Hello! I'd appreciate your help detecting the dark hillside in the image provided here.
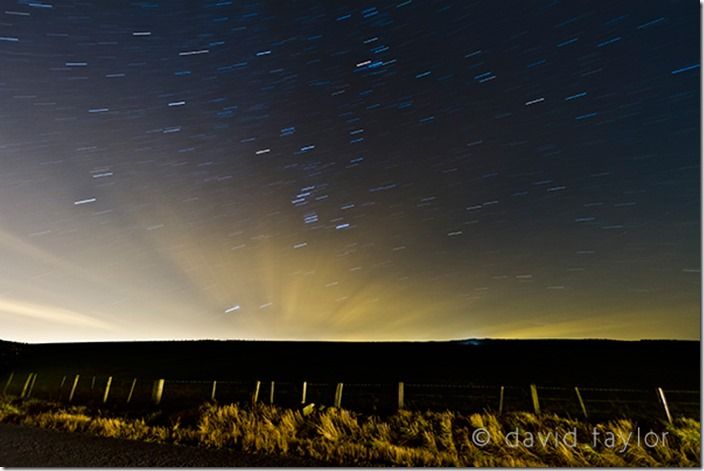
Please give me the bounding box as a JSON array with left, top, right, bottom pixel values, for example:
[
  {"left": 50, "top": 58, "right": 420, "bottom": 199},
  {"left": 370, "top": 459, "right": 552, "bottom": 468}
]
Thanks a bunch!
[
  {"left": 0, "top": 340, "right": 25, "bottom": 374},
  {"left": 5, "top": 339, "right": 699, "bottom": 389}
]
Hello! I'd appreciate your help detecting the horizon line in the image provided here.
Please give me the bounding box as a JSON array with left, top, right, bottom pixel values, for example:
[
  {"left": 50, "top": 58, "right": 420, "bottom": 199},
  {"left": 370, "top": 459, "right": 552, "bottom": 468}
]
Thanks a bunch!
[{"left": 0, "top": 336, "right": 699, "bottom": 345}]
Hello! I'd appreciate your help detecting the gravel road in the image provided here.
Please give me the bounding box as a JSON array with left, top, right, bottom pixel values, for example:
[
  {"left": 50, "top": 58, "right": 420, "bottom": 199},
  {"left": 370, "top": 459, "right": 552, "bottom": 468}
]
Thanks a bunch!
[{"left": 0, "top": 423, "right": 331, "bottom": 467}]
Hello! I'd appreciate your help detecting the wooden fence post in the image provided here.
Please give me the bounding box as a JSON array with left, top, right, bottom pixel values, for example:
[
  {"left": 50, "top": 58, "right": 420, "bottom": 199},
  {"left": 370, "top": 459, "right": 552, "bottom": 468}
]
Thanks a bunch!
[
  {"left": 574, "top": 387, "right": 588, "bottom": 419},
  {"left": 530, "top": 384, "right": 541, "bottom": 415},
  {"left": 657, "top": 387, "right": 672, "bottom": 423},
  {"left": 397, "top": 382, "right": 405, "bottom": 410},
  {"left": 210, "top": 381, "right": 217, "bottom": 401},
  {"left": 58, "top": 375, "right": 67, "bottom": 400},
  {"left": 334, "top": 383, "right": 344, "bottom": 408},
  {"left": 102, "top": 376, "right": 112, "bottom": 403},
  {"left": 252, "top": 380, "right": 261, "bottom": 405},
  {"left": 68, "top": 374, "right": 80, "bottom": 403},
  {"left": 498, "top": 386, "right": 505, "bottom": 415},
  {"left": 26, "top": 373, "right": 38, "bottom": 398},
  {"left": 20, "top": 373, "right": 33, "bottom": 399},
  {"left": 2, "top": 372, "right": 14, "bottom": 396},
  {"left": 269, "top": 381, "right": 275, "bottom": 404},
  {"left": 152, "top": 379, "right": 165, "bottom": 405},
  {"left": 301, "top": 381, "right": 307, "bottom": 404},
  {"left": 126, "top": 378, "right": 137, "bottom": 403}
]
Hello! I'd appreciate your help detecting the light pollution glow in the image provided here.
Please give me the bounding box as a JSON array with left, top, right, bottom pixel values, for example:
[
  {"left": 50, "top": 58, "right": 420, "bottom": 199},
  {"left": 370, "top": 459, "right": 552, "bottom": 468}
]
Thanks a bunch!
[{"left": 0, "top": 196, "right": 698, "bottom": 343}]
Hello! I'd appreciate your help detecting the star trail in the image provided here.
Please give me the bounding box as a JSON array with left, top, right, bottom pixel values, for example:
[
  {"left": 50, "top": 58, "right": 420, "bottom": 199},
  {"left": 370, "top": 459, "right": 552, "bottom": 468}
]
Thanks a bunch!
[{"left": 0, "top": 0, "right": 699, "bottom": 342}]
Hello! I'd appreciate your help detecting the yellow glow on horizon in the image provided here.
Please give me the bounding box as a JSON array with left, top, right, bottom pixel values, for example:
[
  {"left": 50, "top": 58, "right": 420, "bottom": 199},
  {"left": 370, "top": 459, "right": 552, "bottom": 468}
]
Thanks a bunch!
[{"left": 0, "top": 188, "right": 698, "bottom": 344}]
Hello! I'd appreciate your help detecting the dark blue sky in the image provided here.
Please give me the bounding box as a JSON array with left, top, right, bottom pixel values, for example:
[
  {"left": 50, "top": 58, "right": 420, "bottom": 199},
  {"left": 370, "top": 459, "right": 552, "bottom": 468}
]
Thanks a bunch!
[{"left": 0, "top": 0, "right": 699, "bottom": 342}]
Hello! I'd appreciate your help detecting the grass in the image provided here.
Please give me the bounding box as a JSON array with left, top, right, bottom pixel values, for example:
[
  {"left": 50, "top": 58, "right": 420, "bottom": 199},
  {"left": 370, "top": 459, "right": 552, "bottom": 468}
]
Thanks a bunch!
[{"left": 0, "top": 397, "right": 699, "bottom": 467}]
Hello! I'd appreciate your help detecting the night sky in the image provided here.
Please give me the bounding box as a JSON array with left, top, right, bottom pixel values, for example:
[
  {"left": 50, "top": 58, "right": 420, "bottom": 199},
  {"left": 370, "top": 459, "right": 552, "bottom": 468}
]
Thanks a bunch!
[{"left": 0, "top": 0, "right": 699, "bottom": 343}]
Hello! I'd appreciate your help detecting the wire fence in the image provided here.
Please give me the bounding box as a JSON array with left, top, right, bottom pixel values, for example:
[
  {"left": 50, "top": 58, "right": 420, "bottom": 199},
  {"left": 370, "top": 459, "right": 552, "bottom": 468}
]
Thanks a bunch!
[{"left": 1, "top": 370, "right": 699, "bottom": 421}]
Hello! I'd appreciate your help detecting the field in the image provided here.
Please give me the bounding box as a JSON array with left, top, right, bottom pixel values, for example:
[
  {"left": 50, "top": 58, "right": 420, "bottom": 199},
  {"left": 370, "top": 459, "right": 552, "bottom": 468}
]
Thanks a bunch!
[
  {"left": 0, "top": 338, "right": 699, "bottom": 466},
  {"left": 2, "top": 339, "right": 698, "bottom": 387},
  {"left": 0, "top": 397, "right": 700, "bottom": 467},
  {"left": 0, "top": 338, "right": 699, "bottom": 420}
]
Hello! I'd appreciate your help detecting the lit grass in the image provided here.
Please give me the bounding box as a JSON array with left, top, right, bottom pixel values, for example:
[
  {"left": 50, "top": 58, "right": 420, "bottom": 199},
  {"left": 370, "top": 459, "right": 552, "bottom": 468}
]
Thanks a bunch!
[{"left": 0, "top": 398, "right": 699, "bottom": 467}]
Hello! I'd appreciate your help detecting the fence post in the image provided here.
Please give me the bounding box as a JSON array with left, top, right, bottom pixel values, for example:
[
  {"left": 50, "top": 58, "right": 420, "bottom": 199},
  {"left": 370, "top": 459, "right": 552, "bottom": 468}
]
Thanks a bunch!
[
  {"left": 210, "top": 381, "right": 217, "bottom": 401},
  {"left": 102, "top": 377, "right": 112, "bottom": 403},
  {"left": 2, "top": 372, "right": 14, "bottom": 396},
  {"left": 20, "top": 373, "right": 33, "bottom": 399},
  {"left": 58, "top": 375, "right": 67, "bottom": 400},
  {"left": 530, "top": 384, "right": 541, "bottom": 414},
  {"left": 301, "top": 381, "right": 307, "bottom": 404},
  {"left": 252, "top": 380, "right": 261, "bottom": 405},
  {"left": 498, "top": 386, "right": 505, "bottom": 415},
  {"left": 269, "top": 381, "right": 275, "bottom": 404},
  {"left": 656, "top": 387, "right": 673, "bottom": 423},
  {"left": 90, "top": 376, "right": 96, "bottom": 391},
  {"left": 126, "top": 378, "right": 137, "bottom": 403},
  {"left": 26, "top": 373, "right": 38, "bottom": 398},
  {"left": 152, "top": 379, "right": 165, "bottom": 405},
  {"left": 334, "top": 383, "right": 344, "bottom": 408},
  {"left": 574, "top": 387, "right": 588, "bottom": 419},
  {"left": 68, "top": 374, "right": 80, "bottom": 403},
  {"left": 397, "top": 382, "right": 405, "bottom": 410}
]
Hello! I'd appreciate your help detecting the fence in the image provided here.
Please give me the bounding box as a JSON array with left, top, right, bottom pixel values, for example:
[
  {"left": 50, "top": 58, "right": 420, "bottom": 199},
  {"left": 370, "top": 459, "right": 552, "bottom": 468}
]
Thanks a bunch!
[{"left": 1, "top": 371, "right": 698, "bottom": 421}]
